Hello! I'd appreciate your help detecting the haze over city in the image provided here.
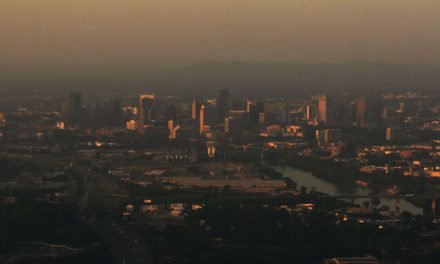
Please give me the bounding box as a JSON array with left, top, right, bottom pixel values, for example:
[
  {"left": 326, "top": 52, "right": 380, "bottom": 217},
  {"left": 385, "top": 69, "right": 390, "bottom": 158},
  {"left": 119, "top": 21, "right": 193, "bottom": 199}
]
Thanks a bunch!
[
  {"left": 2, "top": 1, "right": 440, "bottom": 95},
  {"left": 1, "top": 1, "right": 440, "bottom": 264}
]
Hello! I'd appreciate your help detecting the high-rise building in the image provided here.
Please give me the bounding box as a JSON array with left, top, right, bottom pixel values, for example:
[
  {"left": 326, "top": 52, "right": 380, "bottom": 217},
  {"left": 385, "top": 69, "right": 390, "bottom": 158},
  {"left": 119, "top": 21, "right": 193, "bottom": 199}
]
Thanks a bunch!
[
  {"left": 199, "top": 105, "right": 206, "bottom": 134},
  {"left": 318, "top": 95, "right": 332, "bottom": 125},
  {"left": 246, "top": 99, "right": 254, "bottom": 113},
  {"left": 192, "top": 98, "right": 201, "bottom": 121},
  {"left": 110, "top": 99, "right": 122, "bottom": 120},
  {"left": 356, "top": 96, "right": 367, "bottom": 127},
  {"left": 198, "top": 99, "right": 218, "bottom": 135},
  {"left": 168, "top": 120, "right": 180, "bottom": 139},
  {"left": 98, "top": 98, "right": 122, "bottom": 126},
  {"left": 218, "top": 89, "right": 230, "bottom": 121},
  {"left": 356, "top": 96, "right": 382, "bottom": 128},
  {"left": 139, "top": 94, "right": 155, "bottom": 128},
  {"left": 252, "top": 102, "right": 265, "bottom": 125},
  {"left": 67, "top": 92, "right": 83, "bottom": 125},
  {"left": 346, "top": 102, "right": 357, "bottom": 126},
  {"left": 246, "top": 100, "right": 263, "bottom": 125},
  {"left": 204, "top": 100, "right": 218, "bottom": 127},
  {"left": 305, "top": 104, "right": 312, "bottom": 120},
  {"left": 264, "top": 101, "right": 285, "bottom": 124},
  {"left": 69, "top": 92, "right": 82, "bottom": 111}
]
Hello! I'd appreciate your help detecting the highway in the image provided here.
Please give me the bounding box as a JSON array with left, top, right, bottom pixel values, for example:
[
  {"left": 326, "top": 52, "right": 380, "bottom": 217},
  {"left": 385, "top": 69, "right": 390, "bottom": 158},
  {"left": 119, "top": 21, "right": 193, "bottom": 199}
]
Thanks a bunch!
[
  {"left": 75, "top": 163, "right": 153, "bottom": 264},
  {"left": 0, "top": 152, "right": 153, "bottom": 264}
]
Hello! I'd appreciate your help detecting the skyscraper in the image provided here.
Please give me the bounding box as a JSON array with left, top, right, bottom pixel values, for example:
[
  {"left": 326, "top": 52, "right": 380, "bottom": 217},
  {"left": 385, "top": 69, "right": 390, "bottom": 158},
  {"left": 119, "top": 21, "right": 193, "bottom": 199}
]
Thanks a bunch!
[
  {"left": 139, "top": 94, "right": 155, "bottom": 128},
  {"left": 192, "top": 98, "right": 201, "bottom": 121},
  {"left": 356, "top": 96, "right": 367, "bottom": 127},
  {"left": 305, "top": 104, "right": 312, "bottom": 120},
  {"left": 218, "top": 89, "right": 230, "bottom": 122},
  {"left": 318, "top": 95, "right": 333, "bottom": 125},
  {"left": 356, "top": 96, "right": 382, "bottom": 128},
  {"left": 101, "top": 98, "right": 122, "bottom": 126},
  {"left": 199, "top": 105, "right": 205, "bottom": 134},
  {"left": 68, "top": 92, "right": 82, "bottom": 125},
  {"left": 246, "top": 99, "right": 254, "bottom": 113},
  {"left": 204, "top": 101, "right": 218, "bottom": 127}
]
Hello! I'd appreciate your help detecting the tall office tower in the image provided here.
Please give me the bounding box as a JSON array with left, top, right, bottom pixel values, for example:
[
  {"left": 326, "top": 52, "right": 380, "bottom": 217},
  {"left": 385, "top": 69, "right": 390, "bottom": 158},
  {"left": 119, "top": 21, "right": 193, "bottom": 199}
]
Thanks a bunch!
[
  {"left": 111, "top": 99, "right": 122, "bottom": 118},
  {"left": 246, "top": 99, "right": 254, "bottom": 113},
  {"left": 333, "top": 100, "right": 347, "bottom": 126},
  {"left": 192, "top": 98, "right": 201, "bottom": 121},
  {"left": 101, "top": 99, "right": 122, "bottom": 126},
  {"left": 318, "top": 95, "right": 333, "bottom": 125},
  {"left": 168, "top": 120, "right": 180, "bottom": 140},
  {"left": 369, "top": 98, "right": 383, "bottom": 127},
  {"left": 346, "top": 101, "right": 357, "bottom": 126},
  {"left": 356, "top": 96, "right": 367, "bottom": 127},
  {"left": 204, "top": 104, "right": 218, "bottom": 127},
  {"left": 356, "top": 96, "right": 382, "bottom": 128},
  {"left": 305, "top": 104, "right": 312, "bottom": 120},
  {"left": 264, "top": 101, "right": 284, "bottom": 124},
  {"left": 218, "top": 89, "right": 230, "bottom": 121},
  {"left": 199, "top": 105, "right": 205, "bottom": 134},
  {"left": 68, "top": 92, "right": 82, "bottom": 125},
  {"left": 61, "top": 102, "right": 69, "bottom": 122},
  {"left": 139, "top": 94, "right": 155, "bottom": 128},
  {"left": 197, "top": 100, "right": 217, "bottom": 136},
  {"left": 191, "top": 98, "right": 201, "bottom": 137},
  {"left": 255, "top": 102, "right": 265, "bottom": 125}
]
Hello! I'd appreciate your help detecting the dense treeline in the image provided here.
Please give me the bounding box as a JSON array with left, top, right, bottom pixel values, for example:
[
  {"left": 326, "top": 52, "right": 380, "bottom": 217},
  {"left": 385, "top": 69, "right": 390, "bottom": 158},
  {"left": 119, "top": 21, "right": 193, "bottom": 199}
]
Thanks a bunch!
[
  {"left": 0, "top": 201, "right": 109, "bottom": 263},
  {"left": 143, "top": 201, "right": 440, "bottom": 263}
]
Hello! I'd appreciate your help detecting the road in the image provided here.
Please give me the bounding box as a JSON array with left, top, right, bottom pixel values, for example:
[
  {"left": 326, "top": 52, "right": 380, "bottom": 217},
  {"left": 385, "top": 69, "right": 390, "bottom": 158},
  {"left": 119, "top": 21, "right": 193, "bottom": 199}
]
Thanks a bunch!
[
  {"left": 75, "top": 163, "right": 153, "bottom": 264},
  {"left": 0, "top": 152, "right": 153, "bottom": 264}
]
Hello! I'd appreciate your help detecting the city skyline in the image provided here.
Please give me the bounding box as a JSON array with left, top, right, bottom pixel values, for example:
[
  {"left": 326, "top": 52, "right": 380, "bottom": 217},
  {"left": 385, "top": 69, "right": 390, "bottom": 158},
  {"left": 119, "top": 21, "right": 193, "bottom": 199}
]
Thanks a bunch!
[{"left": 1, "top": 1, "right": 440, "bottom": 263}]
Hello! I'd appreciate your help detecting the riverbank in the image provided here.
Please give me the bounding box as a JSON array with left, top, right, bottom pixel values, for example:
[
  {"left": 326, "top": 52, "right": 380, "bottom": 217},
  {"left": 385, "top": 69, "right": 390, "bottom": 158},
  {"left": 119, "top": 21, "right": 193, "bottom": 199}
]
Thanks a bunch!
[
  {"left": 272, "top": 165, "right": 424, "bottom": 215},
  {"left": 277, "top": 153, "right": 360, "bottom": 185}
]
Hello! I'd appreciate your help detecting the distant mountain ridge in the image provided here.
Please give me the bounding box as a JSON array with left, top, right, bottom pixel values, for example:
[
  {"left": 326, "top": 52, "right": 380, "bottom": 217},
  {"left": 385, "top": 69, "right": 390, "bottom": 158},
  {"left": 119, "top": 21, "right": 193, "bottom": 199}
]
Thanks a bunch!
[{"left": 1, "top": 62, "right": 439, "bottom": 97}]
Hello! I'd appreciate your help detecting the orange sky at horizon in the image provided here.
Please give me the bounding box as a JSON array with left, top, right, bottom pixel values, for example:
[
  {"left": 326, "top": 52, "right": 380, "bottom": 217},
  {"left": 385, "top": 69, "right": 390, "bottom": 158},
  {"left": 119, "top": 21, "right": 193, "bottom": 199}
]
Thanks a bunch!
[{"left": 1, "top": 0, "right": 440, "bottom": 68}]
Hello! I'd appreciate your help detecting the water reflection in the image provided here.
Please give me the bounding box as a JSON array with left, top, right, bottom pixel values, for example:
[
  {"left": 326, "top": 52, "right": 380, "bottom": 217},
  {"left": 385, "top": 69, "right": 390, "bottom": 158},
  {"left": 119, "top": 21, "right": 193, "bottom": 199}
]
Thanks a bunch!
[{"left": 275, "top": 166, "right": 423, "bottom": 215}]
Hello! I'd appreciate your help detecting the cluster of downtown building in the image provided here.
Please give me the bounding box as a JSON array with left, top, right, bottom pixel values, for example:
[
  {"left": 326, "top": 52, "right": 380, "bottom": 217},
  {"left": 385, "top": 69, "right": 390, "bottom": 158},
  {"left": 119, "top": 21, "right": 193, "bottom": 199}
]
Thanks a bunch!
[
  {"left": 58, "top": 89, "right": 439, "bottom": 177},
  {"left": 1, "top": 89, "right": 439, "bottom": 181}
]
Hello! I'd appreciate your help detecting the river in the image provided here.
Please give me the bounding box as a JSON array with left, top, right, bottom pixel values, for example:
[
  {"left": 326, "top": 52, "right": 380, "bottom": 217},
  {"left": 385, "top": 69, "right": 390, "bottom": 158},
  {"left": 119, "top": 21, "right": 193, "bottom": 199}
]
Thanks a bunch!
[{"left": 274, "top": 166, "right": 423, "bottom": 215}]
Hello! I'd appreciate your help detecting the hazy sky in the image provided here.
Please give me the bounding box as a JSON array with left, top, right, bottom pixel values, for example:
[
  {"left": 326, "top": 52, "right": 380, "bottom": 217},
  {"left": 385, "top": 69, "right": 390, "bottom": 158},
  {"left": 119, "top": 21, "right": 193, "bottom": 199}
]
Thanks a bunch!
[{"left": 2, "top": 0, "right": 440, "bottom": 69}]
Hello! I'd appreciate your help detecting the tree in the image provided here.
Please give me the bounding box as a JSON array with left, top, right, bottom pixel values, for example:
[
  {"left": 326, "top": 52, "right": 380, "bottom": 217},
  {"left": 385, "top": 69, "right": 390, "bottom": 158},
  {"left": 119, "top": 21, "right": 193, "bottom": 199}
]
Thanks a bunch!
[
  {"left": 300, "top": 186, "right": 307, "bottom": 196},
  {"left": 400, "top": 211, "right": 412, "bottom": 224},
  {"left": 371, "top": 197, "right": 381, "bottom": 208},
  {"left": 363, "top": 201, "right": 370, "bottom": 209}
]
